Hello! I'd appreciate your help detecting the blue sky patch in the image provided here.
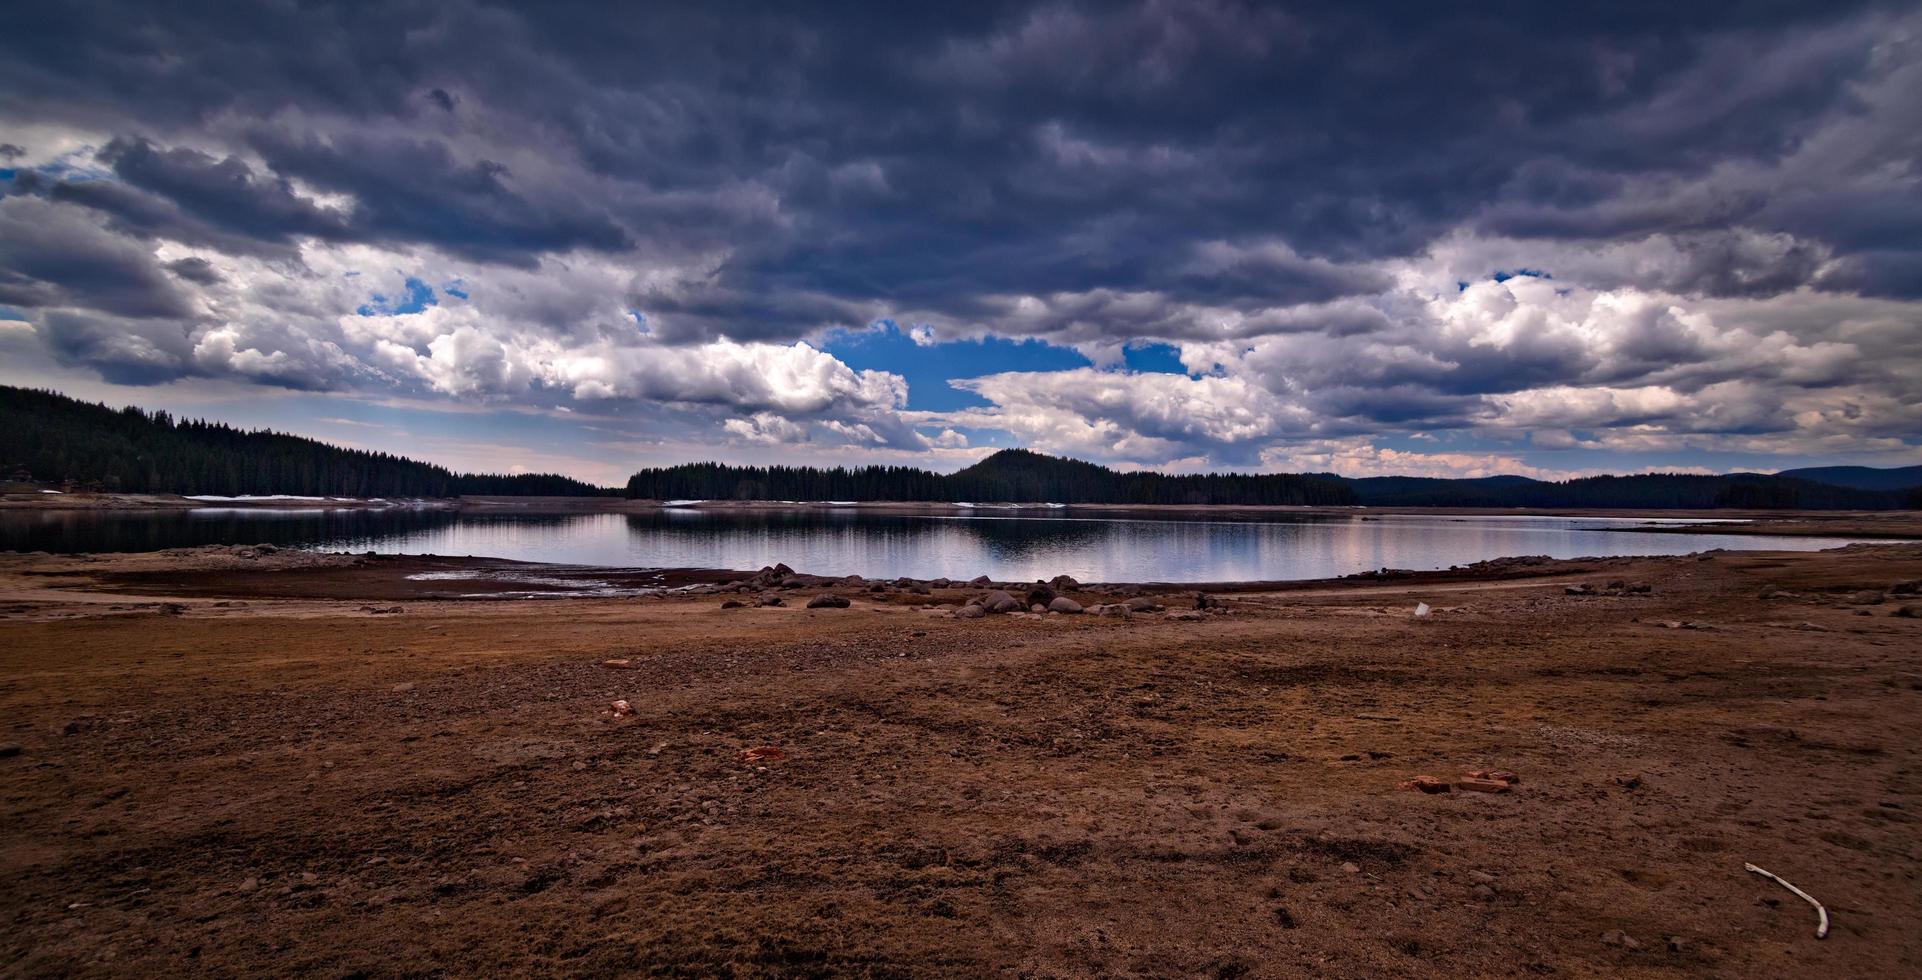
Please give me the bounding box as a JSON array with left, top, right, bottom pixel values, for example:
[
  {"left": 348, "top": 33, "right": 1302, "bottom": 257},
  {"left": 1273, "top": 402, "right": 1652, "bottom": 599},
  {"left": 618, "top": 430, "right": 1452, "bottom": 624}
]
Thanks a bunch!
[
  {"left": 356, "top": 277, "right": 438, "bottom": 316},
  {"left": 825, "top": 325, "right": 1091, "bottom": 411}
]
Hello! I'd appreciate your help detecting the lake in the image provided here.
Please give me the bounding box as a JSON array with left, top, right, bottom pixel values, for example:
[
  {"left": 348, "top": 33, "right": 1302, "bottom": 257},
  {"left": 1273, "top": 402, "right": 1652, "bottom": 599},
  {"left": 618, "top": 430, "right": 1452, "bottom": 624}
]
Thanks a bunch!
[{"left": 0, "top": 506, "right": 1870, "bottom": 583}]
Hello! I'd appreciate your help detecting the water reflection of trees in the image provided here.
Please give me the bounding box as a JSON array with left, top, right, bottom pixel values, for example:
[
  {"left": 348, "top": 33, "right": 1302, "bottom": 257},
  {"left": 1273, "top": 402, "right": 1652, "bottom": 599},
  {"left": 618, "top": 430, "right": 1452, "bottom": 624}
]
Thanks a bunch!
[{"left": 0, "top": 507, "right": 482, "bottom": 554}]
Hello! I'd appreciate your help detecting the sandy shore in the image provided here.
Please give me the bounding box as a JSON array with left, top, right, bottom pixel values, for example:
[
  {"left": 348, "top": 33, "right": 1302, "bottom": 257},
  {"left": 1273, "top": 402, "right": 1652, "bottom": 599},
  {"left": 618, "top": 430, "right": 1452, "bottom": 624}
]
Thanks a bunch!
[{"left": 2, "top": 544, "right": 1920, "bottom": 976}]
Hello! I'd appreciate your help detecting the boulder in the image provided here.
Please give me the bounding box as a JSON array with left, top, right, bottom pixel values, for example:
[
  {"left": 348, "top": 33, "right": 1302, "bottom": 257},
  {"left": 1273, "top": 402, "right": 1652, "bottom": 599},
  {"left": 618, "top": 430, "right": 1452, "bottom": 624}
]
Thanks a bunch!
[
  {"left": 1047, "top": 597, "right": 1084, "bottom": 614},
  {"left": 1025, "top": 585, "right": 1058, "bottom": 607},
  {"left": 930, "top": 578, "right": 952, "bottom": 589},
  {"left": 1123, "top": 597, "right": 1163, "bottom": 613},
  {"left": 1049, "top": 574, "right": 1080, "bottom": 590},
  {"left": 979, "top": 590, "right": 1021, "bottom": 613},
  {"left": 969, "top": 575, "right": 993, "bottom": 587},
  {"left": 720, "top": 599, "right": 747, "bottom": 609},
  {"left": 1895, "top": 604, "right": 1922, "bottom": 619},
  {"left": 806, "top": 594, "right": 851, "bottom": 609},
  {"left": 955, "top": 604, "right": 987, "bottom": 619},
  {"left": 1847, "top": 590, "right": 1885, "bottom": 605}
]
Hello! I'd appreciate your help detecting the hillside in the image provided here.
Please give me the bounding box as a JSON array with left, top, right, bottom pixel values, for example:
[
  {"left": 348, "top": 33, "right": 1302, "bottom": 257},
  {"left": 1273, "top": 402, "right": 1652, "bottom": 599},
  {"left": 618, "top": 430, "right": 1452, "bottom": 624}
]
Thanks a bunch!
[
  {"left": 1342, "top": 471, "right": 1912, "bottom": 509},
  {"left": 629, "top": 449, "right": 1916, "bottom": 509},
  {"left": 0, "top": 386, "right": 613, "bottom": 498},
  {"left": 626, "top": 449, "right": 1358, "bottom": 506},
  {"left": 1777, "top": 465, "right": 1922, "bottom": 491}
]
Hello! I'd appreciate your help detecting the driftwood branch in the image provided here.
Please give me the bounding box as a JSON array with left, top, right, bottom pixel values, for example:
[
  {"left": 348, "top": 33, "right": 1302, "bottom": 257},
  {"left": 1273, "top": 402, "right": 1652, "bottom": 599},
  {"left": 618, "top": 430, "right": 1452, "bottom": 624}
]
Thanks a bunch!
[{"left": 1745, "top": 863, "right": 1829, "bottom": 939}]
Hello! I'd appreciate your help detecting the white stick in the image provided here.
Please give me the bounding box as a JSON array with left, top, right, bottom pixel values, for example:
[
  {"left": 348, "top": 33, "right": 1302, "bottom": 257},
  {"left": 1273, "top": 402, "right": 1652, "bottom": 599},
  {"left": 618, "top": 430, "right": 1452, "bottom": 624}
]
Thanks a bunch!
[{"left": 1745, "top": 863, "right": 1829, "bottom": 939}]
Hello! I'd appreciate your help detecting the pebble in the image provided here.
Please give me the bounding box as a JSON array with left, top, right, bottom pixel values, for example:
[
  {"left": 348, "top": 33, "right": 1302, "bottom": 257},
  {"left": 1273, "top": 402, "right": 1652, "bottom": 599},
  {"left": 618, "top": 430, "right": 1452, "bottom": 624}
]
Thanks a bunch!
[
  {"left": 1601, "top": 929, "right": 1640, "bottom": 950},
  {"left": 1471, "top": 884, "right": 1497, "bottom": 902},
  {"left": 1340, "top": 862, "right": 1361, "bottom": 874}
]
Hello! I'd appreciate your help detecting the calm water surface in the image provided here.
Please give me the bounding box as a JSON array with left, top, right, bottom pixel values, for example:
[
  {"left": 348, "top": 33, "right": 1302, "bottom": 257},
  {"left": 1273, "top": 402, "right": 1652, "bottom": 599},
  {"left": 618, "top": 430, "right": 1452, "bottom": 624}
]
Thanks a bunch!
[{"left": 0, "top": 507, "right": 1868, "bottom": 582}]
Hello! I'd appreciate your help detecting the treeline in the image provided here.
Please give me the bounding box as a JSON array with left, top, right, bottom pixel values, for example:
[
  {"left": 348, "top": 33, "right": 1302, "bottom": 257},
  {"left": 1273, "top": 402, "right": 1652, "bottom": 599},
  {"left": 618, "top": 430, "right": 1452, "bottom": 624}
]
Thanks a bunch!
[
  {"left": 626, "top": 449, "right": 1919, "bottom": 509},
  {"left": 1343, "top": 473, "right": 1917, "bottom": 510},
  {"left": 626, "top": 449, "right": 1359, "bottom": 505},
  {"left": 0, "top": 386, "right": 613, "bottom": 498}
]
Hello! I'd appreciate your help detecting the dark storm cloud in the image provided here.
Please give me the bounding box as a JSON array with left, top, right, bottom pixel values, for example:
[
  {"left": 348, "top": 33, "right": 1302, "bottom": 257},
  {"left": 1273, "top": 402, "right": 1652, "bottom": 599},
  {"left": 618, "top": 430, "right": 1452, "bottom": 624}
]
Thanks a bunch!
[{"left": 4, "top": 0, "right": 1914, "bottom": 326}]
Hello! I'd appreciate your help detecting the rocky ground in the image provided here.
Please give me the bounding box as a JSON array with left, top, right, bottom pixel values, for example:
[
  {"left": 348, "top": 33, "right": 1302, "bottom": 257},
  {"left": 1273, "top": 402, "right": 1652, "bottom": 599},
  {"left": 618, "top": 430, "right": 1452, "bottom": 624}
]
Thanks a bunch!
[{"left": 1, "top": 544, "right": 1920, "bottom": 977}]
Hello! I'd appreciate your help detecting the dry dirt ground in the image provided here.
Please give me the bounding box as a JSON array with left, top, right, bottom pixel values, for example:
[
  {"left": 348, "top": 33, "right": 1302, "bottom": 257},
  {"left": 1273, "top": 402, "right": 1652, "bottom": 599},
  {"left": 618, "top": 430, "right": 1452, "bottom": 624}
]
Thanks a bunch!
[{"left": 2, "top": 545, "right": 1920, "bottom": 978}]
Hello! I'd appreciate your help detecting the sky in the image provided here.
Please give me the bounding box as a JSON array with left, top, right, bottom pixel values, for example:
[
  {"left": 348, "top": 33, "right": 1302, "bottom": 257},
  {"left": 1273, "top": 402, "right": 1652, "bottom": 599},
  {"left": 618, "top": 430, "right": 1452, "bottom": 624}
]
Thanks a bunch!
[{"left": 1, "top": 1, "right": 1919, "bottom": 486}]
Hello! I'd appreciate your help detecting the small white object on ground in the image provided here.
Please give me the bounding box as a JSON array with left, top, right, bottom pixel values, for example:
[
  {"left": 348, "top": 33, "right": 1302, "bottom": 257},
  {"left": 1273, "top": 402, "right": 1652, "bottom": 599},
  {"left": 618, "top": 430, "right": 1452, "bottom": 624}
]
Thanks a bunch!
[
  {"left": 1745, "top": 863, "right": 1828, "bottom": 939},
  {"left": 1413, "top": 602, "right": 1431, "bottom": 618}
]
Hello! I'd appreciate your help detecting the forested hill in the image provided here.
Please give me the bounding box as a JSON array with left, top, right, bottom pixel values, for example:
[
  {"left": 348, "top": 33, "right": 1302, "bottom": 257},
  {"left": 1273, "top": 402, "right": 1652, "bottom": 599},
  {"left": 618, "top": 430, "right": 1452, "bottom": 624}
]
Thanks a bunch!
[
  {"left": 627, "top": 449, "right": 1919, "bottom": 509},
  {"left": 625, "top": 450, "right": 1358, "bottom": 505},
  {"left": 1339, "top": 472, "right": 1914, "bottom": 509},
  {"left": 1777, "top": 464, "right": 1922, "bottom": 492},
  {"left": 0, "top": 386, "right": 613, "bottom": 497}
]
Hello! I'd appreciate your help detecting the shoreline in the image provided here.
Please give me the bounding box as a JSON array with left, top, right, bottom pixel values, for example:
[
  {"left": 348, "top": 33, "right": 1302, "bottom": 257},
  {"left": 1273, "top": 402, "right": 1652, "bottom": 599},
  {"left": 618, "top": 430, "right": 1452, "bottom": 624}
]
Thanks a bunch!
[{"left": 7, "top": 490, "right": 1921, "bottom": 540}]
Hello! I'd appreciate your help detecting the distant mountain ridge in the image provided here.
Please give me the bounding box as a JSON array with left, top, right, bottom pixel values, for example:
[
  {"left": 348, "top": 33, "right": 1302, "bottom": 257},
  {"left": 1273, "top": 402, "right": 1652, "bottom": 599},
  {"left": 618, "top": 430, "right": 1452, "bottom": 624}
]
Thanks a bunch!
[
  {"left": 628, "top": 449, "right": 1919, "bottom": 510},
  {"left": 1777, "top": 464, "right": 1922, "bottom": 491},
  {"left": 626, "top": 449, "right": 1356, "bottom": 506}
]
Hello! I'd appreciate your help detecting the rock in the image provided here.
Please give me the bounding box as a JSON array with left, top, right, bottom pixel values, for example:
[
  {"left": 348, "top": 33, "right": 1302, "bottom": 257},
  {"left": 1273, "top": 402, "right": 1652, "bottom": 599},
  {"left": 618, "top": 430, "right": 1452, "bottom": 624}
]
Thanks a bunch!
[
  {"left": 1601, "top": 929, "right": 1640, "bottom": 950},
  {"left": 720, "top": 599, "right": 747, "bottom": 608},
  {"left": 1626, "top": 583, "right": 1651, "bottom": 594},
  {"left": 978, "top": 590, "right": 1021, "bottom": 613},
  {"left": 1048, "top": 597, "right": 1083, "bottom": 614},
  {"left": 1194, "top": 592, "right": 1216, "bottom": 610},
  {"left": 390, "top": 682, "right": 416, "bottom": 693},
  {"left": 1165, "top": 610, "right": 1203, "bottom": 621},
  {"left": 1468, "top": 870, "right": 1496, "bottom": 885},
  {"left": 1399, "top": 775, "right": 1451, "bottom": 794},
  {"left": 1847, "top": 590, "right": 1885, "bottom": 605},
  {"left": 1758, "top": 585, "right": 1783, "bottom": 599},
  {"left": 969, "top": 575, "right": 993, "bottom": 587},
  {"left": 955, "top": 604, "right": 987, "bottom": 619},
  {"left": 1119, "top": 597, "right": 1160, "bottom": 613},
  {"left": 1895, "top": 604, "right": 1922, "bottom": 618},
  {"left": 910, "top": 583, "right": 931, "bottom": 595},
  {"left": 610, "top": 700, "right": 632, "bottom": 717},
  {"left": 1464, "top": 768, "right": 1520, "bottom": 785},
  {"left": 806, "top": 594, "right": 851, "bottom": 609},
  {"left": 157, "top": 602, "right": 187, "bottom": 616},
  {"left": 0, "top": 744, "right": 20, "bottom": 759},
  {"left": 738, "top": 746, "right": 784, "bottom": 763},
  {"left": 1025, "top": 585, "right": 1058, "bottom": 607},
  {"left": 1611, "top": 771, "right": 1643, "bottom": 789},
  {"left": 1454, "top": 777, "right": 1512, "bottom": 794},
  {"left": 1340, "top": 862, "right": 1361, "bottom": 874},
  {"left": 1891, "top": 579, "right": 1921, "bottom": 596},
  {"left": 1049, "top": 574, "right": 1080, "bottom": 590},
  {"left": 1565, "top": 585, "right": 1593, "bottom": 596},
  {"left": 236, "top": 877, "right": 260, "bottom": 895},
  {"left": 930, "top": 578, "right": 951, "bottom": 588},
  {"left": 1471, "top": 884, "right": 1497, "bottom": 902},
  {"left": 600, "top": 658, "right": 634, "bottom": 670},
  {"left": 1095, "top": 604, "right": 1131, "bottom": 617},
  {"left": 1029, "top": 603, "right": 1046, "bottom": 614}
]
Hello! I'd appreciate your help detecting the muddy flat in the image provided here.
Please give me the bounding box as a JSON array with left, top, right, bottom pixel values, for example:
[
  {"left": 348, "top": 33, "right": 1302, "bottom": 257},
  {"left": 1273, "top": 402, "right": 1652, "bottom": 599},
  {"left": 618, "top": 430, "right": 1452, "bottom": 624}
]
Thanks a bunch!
[{"left": 2, "top": 544, "right": 1920, "bottom": 977}]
